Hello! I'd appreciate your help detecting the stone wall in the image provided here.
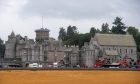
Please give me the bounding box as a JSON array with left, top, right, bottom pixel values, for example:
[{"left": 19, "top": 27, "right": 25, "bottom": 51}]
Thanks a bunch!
[{"left": 100, "top": 46, "right": 137, "bottom": 61}]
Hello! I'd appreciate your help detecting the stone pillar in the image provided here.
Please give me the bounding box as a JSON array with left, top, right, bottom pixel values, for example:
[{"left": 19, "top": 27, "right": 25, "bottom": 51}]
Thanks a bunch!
[
  {"left": 32, "top": 49, "right": 35, "bottom": 62},
  {"left": 39, "top": 45, "right": 43, "bottom": 61}
]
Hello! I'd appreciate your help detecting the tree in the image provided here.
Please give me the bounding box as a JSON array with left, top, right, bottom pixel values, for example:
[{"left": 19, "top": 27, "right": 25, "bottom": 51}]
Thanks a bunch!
[
  {"left": 67, "top": 25, "right": 77, "bottom": 37},
  {"left": 90, "top": 27, "right": 96, "bottom": 33},
  {"left": 63, "top": 26, "right": 91, "bottom": 48},
  {"left": 90, "top": 27, "right": 96, "bottom": 37},
  {"left": 111, "top": 17, "right": 127, "bottom": 34},
  {"left": 78, "top": 33, "right": 91, "bottom": 48},
  {"left": 63, "top": 25, "right": 78, "bottom": 46},
  {"left": 0, "top": 38, "right": 5, "bottom": 58},
  {"left": 133, "top": 33, "right": 140, "bottom": 52},
  {"left": 127, "top": 26, "right": 139, "bottom": 36},
  {"left": 64, "top": 33, "right": 79, "bottom": 46},
  {"left": 127, "top": 26, "right": 140, "bottom": 52},
  {"left": 101, "top": 23, "right": 109, "bottom": 33},
  {"left": 58, "top": 27, "right": 67, "bottom": 41},
  {"left": 96, "top": 28, "right": 101, "bottom": 33}
]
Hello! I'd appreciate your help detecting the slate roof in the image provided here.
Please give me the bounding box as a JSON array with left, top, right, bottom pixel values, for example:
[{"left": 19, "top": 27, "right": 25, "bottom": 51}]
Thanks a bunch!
[{"left": 95, "top": 33, "right": 136, "bottom": 47}]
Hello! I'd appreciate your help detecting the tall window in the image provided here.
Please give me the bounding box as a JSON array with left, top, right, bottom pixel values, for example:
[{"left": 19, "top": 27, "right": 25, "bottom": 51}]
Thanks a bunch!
[
  {"left": 126, "top": 49, "right": 127, "bottom": 54},
  {"left": 120, "top": 49, "right": 122, "bottom": 53},
  {"left": 131, "top": 49, "right": 133, "bottom": 54},
  {"left": 103, "top": 48, "right": 105, "bottom": 51}
]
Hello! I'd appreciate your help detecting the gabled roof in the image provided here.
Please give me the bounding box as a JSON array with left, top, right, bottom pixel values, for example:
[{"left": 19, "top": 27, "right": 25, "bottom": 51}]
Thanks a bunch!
[{"left": 95, "top": 33, "right": 136, "bottom": 47}]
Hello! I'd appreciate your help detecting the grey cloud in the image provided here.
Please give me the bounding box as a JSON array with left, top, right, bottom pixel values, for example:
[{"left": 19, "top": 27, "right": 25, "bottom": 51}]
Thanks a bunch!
[
  {"left": 0, "top": 0, "right": 9, "bottom": 10},
  {"left": 20, "top": 0, "right": 140, "bottom": 20}
]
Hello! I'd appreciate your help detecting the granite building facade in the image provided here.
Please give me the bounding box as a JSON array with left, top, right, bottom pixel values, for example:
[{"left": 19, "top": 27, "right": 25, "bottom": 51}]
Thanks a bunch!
[
  {"left": 81, "top": 33, "right": 137, "bottom": 67},
  {"left": 3, "top": 28, "right": 79, "bottom": 67},
  {"left": 3, "top": 29, "right": 137, "bottom": 68}
]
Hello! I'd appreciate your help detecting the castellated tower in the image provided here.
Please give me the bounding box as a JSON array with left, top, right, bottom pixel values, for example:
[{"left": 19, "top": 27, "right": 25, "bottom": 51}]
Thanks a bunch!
[
  {"left": 35, "top": 28, "right": 50, "bottom": 43},
  {"left": 4, "top": 31, "right": 16, "bottom": 58}
]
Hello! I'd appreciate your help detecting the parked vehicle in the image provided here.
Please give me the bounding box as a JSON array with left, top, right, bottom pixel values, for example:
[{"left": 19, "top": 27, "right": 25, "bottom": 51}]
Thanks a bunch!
[
  {"left": 94, "top": 59, "right": 106, "bottom": 68},
  {"left": 28, "top": 63, "right": 42, "bottom": 68},
  {"left": 8, "top": 64, "right": 22, "bottom": 68},
  {"left": 53, "top": 62, "right": 58, "bottom": 68},
  {"left": 104, "top": 63, "right": 120, "bottom": 68},
  {"left": 0, "top": 65, "right": 2, "bottom": 68}
]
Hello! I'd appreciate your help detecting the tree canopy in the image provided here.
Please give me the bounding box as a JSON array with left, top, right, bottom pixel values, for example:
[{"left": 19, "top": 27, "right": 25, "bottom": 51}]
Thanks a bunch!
[
  {"left": 127, "top": 26, "right": 140, "bottom": 52},
  {"left": 58, "top": 27, "right": 67, "bottom": 40},
  {"left": 67, "top": 25, "right": 77, "bottom": 37},
  {"left": 58, "top": 17, "right": 140, "bottom": 53},
  {"left": 111, "top": 17, "right": 127, "bottom": 34},
  {"left": 127, "top": 26, "right": 139, "bottom": 36},
  {"left": 90, "top": 27, "right": 96, "bottom": 37},
  {"left": 58, "top": 26, "right": 93, "bottom": 48},
  {"left": 101, "top": 23, "right": 110, "bottom": 33}
]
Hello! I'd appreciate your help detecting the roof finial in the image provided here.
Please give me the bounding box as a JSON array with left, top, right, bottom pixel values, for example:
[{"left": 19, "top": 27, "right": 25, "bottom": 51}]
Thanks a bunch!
[{"left": 42, "top": 16, "right": 44, "bottom": 28}]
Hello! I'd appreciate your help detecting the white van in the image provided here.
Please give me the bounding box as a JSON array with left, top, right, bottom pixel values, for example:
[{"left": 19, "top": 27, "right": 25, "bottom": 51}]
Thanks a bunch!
[
  {"left": 53, "top": 62, "right": 58, "bottom": 68},
  {"left": 29, "top": 63, "right": 42, "bottom": 68}
]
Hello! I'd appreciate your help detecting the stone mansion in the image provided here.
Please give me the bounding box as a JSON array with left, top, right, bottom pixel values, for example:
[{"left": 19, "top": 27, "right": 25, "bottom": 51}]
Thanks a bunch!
[{"left": 2, "top": 27, "right": 137, "bottom": 68}]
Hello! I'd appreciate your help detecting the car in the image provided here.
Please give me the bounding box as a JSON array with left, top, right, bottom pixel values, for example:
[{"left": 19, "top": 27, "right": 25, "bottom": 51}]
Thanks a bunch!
[
  {"left": 0, "top": 65, "right": 2, "bottom": 68},
  {"left": 29, "top": 63, "right": 42, "bottom": 68}
]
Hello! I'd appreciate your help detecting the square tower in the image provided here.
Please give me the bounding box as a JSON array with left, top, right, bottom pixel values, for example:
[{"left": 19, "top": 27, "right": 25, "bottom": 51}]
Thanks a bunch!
[{"left": 35, "top": 28, "right": 50, "bottom": 42}]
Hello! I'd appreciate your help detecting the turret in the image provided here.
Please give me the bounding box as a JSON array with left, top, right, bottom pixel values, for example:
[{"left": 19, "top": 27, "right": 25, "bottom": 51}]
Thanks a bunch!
[
  {"left": 4, "top": 31, "right": 16, "bottom": 58},
  {"left": 35, "top": 28, "right": 50, "bottom": 43}
]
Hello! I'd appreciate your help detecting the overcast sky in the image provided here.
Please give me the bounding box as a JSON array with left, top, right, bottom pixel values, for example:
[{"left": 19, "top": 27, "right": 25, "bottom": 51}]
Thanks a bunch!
[{"left": 0, "top": 0, "right": 140, "bottom": 41}]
